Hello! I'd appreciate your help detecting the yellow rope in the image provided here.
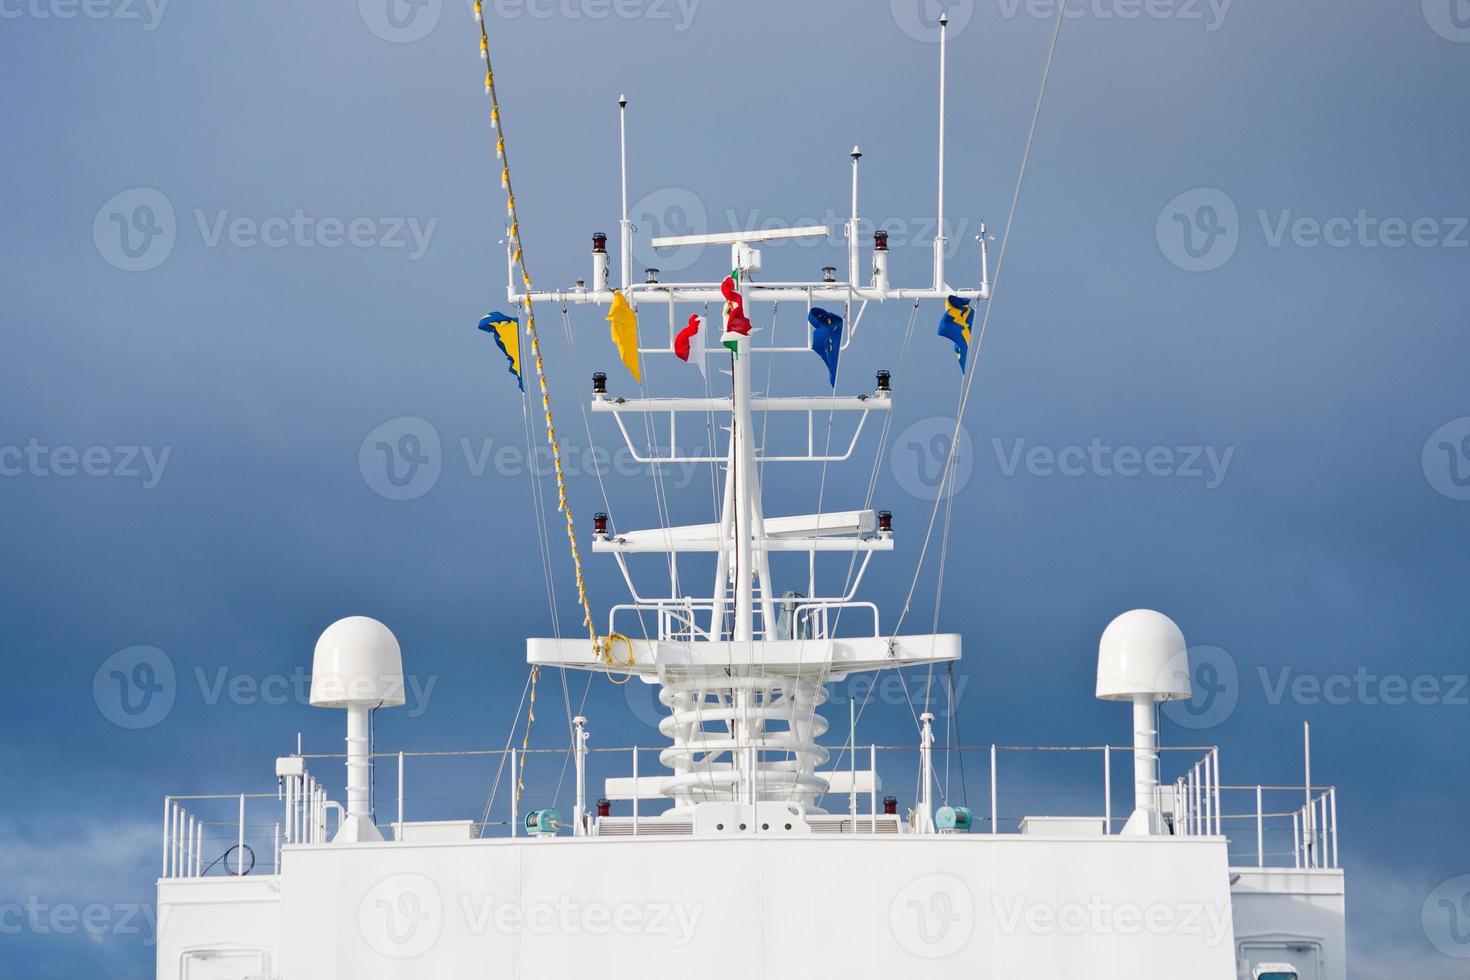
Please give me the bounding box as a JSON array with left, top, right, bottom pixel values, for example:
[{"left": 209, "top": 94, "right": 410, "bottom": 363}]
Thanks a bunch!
[
  {"left": 600, "top": 631, "right": 637, "bottom": 686},
  {"left": 475, "top": 4, "right": 632, "bottom": 796}
]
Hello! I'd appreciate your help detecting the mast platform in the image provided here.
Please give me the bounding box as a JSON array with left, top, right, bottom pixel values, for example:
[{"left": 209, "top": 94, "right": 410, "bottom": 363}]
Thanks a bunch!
[{"left": 526, "top": 634, "right": 961, "bottom": 679}]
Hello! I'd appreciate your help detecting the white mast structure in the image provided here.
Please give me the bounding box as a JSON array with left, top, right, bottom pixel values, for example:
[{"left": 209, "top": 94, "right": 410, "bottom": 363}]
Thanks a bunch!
[{"left": 519, "top": 18, "right": 987, "bottom": 823}]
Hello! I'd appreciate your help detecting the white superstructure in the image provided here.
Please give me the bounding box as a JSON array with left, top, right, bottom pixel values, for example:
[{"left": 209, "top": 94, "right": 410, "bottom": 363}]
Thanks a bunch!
[{"left": 151, "top": 16, "right": 1347, "bottom": 980}]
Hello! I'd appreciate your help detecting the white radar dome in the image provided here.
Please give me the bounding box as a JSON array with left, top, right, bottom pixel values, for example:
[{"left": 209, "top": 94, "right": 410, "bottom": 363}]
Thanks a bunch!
[
  {"left": 309, "top": 616, "right": 406, "bottom": 709},
  {"left": 1095, "top": 609, "right": 1192, "bottom": 703}
]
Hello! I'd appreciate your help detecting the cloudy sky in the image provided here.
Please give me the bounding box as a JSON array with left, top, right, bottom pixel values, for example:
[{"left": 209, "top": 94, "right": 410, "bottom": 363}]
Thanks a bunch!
[{"left": 2, "top": 0, "right": 1469, "bottom": 977}]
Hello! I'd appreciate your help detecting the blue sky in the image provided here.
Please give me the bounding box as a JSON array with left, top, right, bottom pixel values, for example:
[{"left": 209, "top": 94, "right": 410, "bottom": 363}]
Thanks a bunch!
[{"left": 2, "top": 1, "right": 1469, "bottom": 977}]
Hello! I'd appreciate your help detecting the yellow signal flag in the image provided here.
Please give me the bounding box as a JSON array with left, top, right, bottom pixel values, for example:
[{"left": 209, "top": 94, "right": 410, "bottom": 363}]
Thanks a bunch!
[{"left": 606, "top": 291, "right": 642, "bottom": 383}]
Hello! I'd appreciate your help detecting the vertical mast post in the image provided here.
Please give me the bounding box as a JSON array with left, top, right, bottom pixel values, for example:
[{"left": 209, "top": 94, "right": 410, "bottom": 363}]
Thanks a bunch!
[
  {"left": 1304, "top": 721, "right": 1314, "bottom": 867},
  {"left": 731, "top": 249, "right": 754, "bottom": 647},
  {"left": 849, "top": 147, "right": 863, "bottom": 288},
  {"left": 729, "top": 245, "right": 756, "bottom": 803},
  {"left": 919, "top": 712, "right": 936, "bottom": 834},
  {"left": 573, "top": 716, "right": 589, "bottom": 836},
  {"left": 933, "top": 15, "right": 949, "bottom": 293},
  {"left": 849, "top": 699, "right": 858, "bottom": 825},
  {"left": 710, "top": 450, "right": 735, "bottom": 640},
  {"left": 619, "top": 96, "right": 632, "bottom": 292}
]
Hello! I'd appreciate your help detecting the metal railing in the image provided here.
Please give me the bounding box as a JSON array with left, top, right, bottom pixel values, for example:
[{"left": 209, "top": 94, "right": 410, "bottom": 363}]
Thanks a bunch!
[
  {"left": 1294, "top": 786, "right": 1340, "bottom": 870},
  {"left": 609, "top": 598, "right": 881, "bottom": 643},
  {"left": 1210, "top": 785, "right": 1340, "bottom": 870},
  {"left": 162, "top": 794, "right": 280, "bottom": 880},
  {"left": 163, "top": 761, "right": 336, "bottom": 880},
  {"left": 1171, "top": 749, "right": 1224, "bottom": 837},
  {"left": 162, "top": 741, "right": 1341, "bottom": 874}
]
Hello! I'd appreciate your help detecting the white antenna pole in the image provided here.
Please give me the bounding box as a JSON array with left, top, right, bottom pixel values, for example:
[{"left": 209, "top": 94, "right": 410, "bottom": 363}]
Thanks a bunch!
[
  {"left": 849, "top": 147, "right": 862, "bottom": 288},
  {"left": 731, "top": 256, "right": 754, "bottom": 647},
  {"left": 343, "top": 704, "right": 377, "bottom": 840},
  {"left": 1131, "top": 694, "right": 1160, "bottom": 832},
  {"left": 1304, "top": 721, "right": 1314, "bottom": 866},
  {"left": 1304, "top": 720, "right": 1312, "bottom": 804},
  {"left": 919, "top": 712, "right": 936, "bottom": 834},
  {"left": 728, "top": 245, "right": 758, "bottom": 805},
  {"left": 619, "top": 95, "right": 632, "bottom": 292},
  {"left": 933, "top": 14, "right": 949, "bottom": 293},
  {"left": 573, "top": 716, "right": 588, "bottom": 836},
  {"left": 849, "top": 698, "right": 858, "bottom": 825},
  {"left": 978, "top": 223, "right": 990, "bottom": 292}
]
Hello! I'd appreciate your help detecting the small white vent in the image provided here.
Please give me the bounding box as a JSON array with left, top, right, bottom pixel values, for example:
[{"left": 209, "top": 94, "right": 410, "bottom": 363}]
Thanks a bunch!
[
  {"left": 594, "top": 818, "right": 695, "bottom": 837},
  {"left": 807, "top": 816, "right": 902, "bottom": 835}
]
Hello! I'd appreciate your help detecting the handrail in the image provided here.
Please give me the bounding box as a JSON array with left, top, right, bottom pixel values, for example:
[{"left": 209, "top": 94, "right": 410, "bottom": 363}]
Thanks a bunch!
[
  {"left": 288, "top": 743, "right": 1228, "bottom": 761},
  {"left": 165, "top": 741, "right": 1339, "bottom": 873},
  {"left": 162, "top": 794, "right": 280, "bottom": 881},
  {"left": 608, "top": 598, "right": 882, "bottom": 642}
]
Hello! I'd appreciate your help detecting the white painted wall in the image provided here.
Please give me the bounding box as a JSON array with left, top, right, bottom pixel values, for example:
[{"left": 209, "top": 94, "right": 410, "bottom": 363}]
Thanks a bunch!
[
  {"left": 1230, "top": 868, "right": 1347, "bottom": 980},
  {"left": 156, "top": 878, "right": 280, "bottom": 980},
  {"left": 155, "top": 837, "right": 1348, "bottom": 980},
  {"left": 277, "top": 835, "right": 1236, "bottom": 979}
]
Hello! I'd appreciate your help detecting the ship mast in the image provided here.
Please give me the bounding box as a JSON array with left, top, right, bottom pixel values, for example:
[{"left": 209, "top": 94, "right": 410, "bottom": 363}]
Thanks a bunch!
[{"left": 520, "top": 16, "right": 989, "bottom": 821}]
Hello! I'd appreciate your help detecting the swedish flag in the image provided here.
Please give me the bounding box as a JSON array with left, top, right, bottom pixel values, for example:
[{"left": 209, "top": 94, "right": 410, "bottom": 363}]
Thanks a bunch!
[
  {"left": 478, "top": 312, "right": 523, "bottom": 391},
  {"left": 937, "top": 296, "right": 974, "bottom": 373}
]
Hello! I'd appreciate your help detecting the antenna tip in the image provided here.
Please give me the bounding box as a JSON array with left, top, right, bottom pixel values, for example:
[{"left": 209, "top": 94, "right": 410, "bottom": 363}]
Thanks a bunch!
[
  {"left": 940, "top": 13, "right": 949, "bottom": 26},
  {"left": 619, "top": 94, "right": 628, "bottom": 107},
  {"left": 851, "top": 145, "right": 863, "bottom": 160}
]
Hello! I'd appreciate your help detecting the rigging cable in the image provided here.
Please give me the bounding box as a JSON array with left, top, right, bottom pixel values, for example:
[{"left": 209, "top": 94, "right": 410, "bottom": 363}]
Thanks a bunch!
[
  {"left": 473, "top": 4, "right": 636, "bottom": 807},
  {"left": 891, "top": 0, "right": 1068, "bottom": 676},
  {"left": 476, "top": 668, "right": 535, "bottom": 835},
  {"left": 822, "top": 7, "right": 1070, "bottom": 807},
  {"left": 812, "top": 300, "right": 922, "bottom": 812}
]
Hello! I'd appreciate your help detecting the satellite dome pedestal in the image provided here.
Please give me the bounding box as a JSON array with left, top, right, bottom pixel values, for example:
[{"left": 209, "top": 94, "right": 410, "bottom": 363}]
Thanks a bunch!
[
  {"left": 309, "top": 617, "right": 407, "bottom": 844},
  {"left": 1095, "top": 610, "right": 1192, "bottom": 837}
]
